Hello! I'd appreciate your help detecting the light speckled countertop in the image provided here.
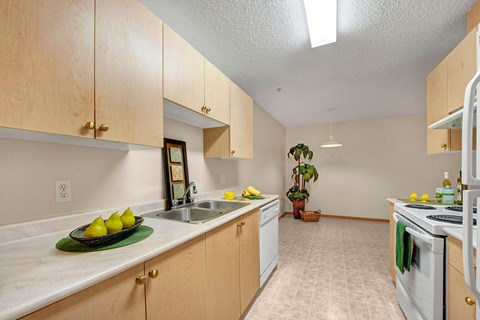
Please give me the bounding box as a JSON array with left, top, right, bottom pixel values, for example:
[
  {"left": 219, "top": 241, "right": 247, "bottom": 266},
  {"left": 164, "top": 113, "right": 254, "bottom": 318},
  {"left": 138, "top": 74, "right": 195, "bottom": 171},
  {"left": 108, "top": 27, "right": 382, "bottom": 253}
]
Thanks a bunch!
[
  {"left": 444, "top": 226, "right": 478, "bottom": 249},
  {"left": 0, "top": 195, "right": 278, "bottom": 320}
]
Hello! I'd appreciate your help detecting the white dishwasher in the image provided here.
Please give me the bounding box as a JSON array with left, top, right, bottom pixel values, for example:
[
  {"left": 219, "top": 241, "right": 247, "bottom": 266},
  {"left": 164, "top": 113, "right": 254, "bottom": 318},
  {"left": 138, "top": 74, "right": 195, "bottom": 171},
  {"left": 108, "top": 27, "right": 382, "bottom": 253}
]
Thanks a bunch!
[{"left": 259, "top": 199, "right": 280, "bottom": 287}]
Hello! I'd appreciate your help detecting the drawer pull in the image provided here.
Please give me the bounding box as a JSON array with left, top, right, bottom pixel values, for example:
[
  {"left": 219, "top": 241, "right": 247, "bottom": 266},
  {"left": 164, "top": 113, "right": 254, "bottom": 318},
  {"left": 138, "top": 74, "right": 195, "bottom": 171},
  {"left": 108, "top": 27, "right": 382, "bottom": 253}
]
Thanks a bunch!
[
  {"left": 148, "top": 269, "right": 159, "bottom": 279},
  {"left": 465, "top": 297, "right": 476, "bottom": 306},
  {"left": 136, "top": 275, "right": 147, "bottom": 285}
]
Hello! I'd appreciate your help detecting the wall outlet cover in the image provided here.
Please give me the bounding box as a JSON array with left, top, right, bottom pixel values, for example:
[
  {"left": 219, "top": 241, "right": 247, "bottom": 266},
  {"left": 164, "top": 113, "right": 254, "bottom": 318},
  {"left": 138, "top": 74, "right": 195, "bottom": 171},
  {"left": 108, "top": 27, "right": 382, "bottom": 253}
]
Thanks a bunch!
[{"left": 55, "top": 180, "right": 72, "bottom": 203}]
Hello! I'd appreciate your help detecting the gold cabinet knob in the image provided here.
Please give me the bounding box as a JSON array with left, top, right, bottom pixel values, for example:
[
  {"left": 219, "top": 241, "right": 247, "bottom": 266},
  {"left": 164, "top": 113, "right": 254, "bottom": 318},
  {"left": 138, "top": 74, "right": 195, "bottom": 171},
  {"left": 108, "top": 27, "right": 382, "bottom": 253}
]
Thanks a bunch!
[
  {"left": 148, "top": 269, "right": 159, "bottom": 279},
  {"left": 241, "top": 221, "right": 245, "bottom": 226},
  {"left": 231, "top": 150, "right": 236, "bottom": 155},
  {"left": 237, "top": 223, "right": 242, "bottom": 228},
  {"left": 99, "top": 124, "right": 109, "bottom": 132},
  {"left": 206, "top": 107, "right": 211, "bottom": 113},
  {"left": 136, "top": 275, "right": 147, "bottom": 285},
  {"left": 440, "top": 143, "right": 447, "bottom": 150},
  {"left": 201, "top": 105, "right": 207, "bottom": 113},
  {"left": 85, "top": 121, "right": 95, "bottom": 130},
  {"left": 465, "top": 297, "right": 476, "bottom": 306}
]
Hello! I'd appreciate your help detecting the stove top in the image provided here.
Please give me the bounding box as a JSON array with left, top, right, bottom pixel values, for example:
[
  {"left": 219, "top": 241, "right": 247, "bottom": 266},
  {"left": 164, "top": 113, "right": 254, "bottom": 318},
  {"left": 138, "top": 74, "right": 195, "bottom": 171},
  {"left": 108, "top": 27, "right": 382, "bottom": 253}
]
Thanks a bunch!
[
  {"left": 394, "top": 202, "right": 477, "bottom": 236},
  {"left": 427, "top": 214, "right": 477, "bottom": 225}
]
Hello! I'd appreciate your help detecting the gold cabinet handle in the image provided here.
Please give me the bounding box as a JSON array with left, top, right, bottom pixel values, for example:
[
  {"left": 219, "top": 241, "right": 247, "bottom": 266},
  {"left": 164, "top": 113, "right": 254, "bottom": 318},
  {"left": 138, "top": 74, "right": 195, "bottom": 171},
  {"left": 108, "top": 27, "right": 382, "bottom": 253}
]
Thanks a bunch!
[
  {"left": 231, "top": 150, "right": 236, "bottom": 156},
  {"left": 206, "top": 107, "right": 211, "bottom": 113},
  {"left": 99, "top": 124, "right": 109, "bottom": 132},
  {"left": 440, "top": 143, "right": 447, "bottom": 150},
  {"left": 201, "top": 105, "right": 207, "bottom": 113},
  {"left": 85, "top": 121, "right": 95, "bottom": 130},
  {"left": 148, "top": 269, "right": 159, "bottom": 279},
  {"left": 136, "top": 275, "right": 147, "bottom": 285},
  {"left": 465, "top": 297, "right": 476, "bottom": 306},
  {"left": 241, "top": 221, "right": 245, "bottom": 226}
]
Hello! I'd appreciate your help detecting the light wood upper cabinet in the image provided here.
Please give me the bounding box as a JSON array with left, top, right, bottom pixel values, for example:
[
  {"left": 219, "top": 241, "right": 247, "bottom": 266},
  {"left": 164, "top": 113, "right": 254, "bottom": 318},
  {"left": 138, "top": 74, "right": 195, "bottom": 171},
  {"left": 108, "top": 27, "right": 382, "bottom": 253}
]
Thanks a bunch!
[
  {"left": 203, "top": 81, "right": 254, "bottom": 159},
  {"left": 0, "top": 0, "right": 95, "bottom": 138},
  {"left": 205, "top": 59, "right": 230, "bottom": 125},
  {"left": 145, "top": 235, "right": 206, "bottom": 320},
  {"left": 95, "top": 0, "right": 163, "bottom": 147},
  {"left": 447, "top": 26, "right": 477, "bottom": 114},
  {"left": 239, "top": 209, "right": 260, "bottom": 314},
  {"left": 163, "top": 24, "right": 205, "bottom": 115},
  {"left": 230, "top": 82, "right": 253, "bottom": 159},
  {"left": 206, "top": 209, "right": 260, "bottom": 319},
  {"left": 21, "top": 264, "right": 146, "bottom": 320}
]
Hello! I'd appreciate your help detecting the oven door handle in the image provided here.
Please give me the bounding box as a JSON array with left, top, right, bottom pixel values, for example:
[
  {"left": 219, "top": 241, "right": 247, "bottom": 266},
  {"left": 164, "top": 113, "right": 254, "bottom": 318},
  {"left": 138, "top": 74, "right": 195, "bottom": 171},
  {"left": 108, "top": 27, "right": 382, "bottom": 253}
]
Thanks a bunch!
[
  {"left": 393, "top": 213, "right": 434, "bottom": 247},
  {"left": 405, "top": 227, "right": 433, "bottom": 245}
]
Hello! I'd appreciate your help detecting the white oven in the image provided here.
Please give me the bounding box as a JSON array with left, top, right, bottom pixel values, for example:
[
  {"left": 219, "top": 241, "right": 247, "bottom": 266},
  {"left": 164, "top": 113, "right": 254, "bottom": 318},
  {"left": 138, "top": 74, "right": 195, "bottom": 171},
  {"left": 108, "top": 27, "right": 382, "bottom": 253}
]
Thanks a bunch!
[{"left": 393, "top": 212, "right": 446, "bottom": 320}]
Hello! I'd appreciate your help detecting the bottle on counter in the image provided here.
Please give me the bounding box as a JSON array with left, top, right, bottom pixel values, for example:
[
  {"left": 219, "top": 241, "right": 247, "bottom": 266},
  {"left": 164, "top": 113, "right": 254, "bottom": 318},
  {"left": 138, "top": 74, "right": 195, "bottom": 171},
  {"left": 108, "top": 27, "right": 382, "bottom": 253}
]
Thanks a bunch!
[
  {"left": 443, "top": 172, "right": 451, "bottom": 189},
  {"left": 456, "top": 170, "right": 467, "bottom": 205},
  {"left": 442, "top": 172, "right": 454, "bottom": 205}
]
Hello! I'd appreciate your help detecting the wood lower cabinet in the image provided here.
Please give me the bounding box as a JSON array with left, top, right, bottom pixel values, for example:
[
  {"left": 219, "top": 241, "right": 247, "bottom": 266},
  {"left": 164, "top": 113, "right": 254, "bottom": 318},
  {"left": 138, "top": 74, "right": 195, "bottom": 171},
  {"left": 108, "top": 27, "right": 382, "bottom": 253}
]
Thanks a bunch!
[
  {"left": 145, "top": 235, "right": 206, "bottom": 320},
  {"left": 448, "top": 237, "right": 477, "bottom": 320},
  {"left": 95, "top": 0, "right": 163, "bottom": 147},
  {"left": 206, "top": 209, "right": 260, "bottom": 319},
  {"left": 21, "top": 264, "right": 146, "bottom": 320},
  {"left": 388, "top": 201, "right": 396, "bottom": 283},
  {"left": 204, "top": 81, "right": 254, "bottom": 159},
  {"left": 0, "top": 0, "right": 95, "bottom": 138}
]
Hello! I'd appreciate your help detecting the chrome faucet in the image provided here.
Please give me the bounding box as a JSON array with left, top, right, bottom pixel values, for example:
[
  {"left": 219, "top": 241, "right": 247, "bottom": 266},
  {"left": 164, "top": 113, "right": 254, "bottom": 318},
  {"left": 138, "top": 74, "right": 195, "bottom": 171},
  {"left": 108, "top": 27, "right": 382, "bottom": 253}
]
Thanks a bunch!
[{"left": 182, "top": 181, "right": 197, "bottom": 204}]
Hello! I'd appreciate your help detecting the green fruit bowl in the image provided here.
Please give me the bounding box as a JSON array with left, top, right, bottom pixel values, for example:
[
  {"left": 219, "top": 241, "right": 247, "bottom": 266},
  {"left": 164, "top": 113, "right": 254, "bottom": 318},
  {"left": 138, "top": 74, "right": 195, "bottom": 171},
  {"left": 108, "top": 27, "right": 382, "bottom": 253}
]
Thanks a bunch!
[{"left": 69, "top": 217, "right": 144, "bottom": 247}]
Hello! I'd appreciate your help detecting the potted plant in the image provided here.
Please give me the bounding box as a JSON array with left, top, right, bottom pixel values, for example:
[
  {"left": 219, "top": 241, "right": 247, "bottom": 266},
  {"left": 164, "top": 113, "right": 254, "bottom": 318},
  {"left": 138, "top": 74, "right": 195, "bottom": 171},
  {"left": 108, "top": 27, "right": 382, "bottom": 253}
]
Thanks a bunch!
[{"left": 286, "top": 143, "right": 319, "bottom": 219}]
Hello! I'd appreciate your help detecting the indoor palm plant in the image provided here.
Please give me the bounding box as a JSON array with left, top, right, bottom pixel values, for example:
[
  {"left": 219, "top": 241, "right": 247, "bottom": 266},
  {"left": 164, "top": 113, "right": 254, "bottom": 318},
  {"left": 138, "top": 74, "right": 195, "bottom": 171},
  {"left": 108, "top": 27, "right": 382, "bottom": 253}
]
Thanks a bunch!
[{"left": 286, "top": 143, "right": 318, "bottom": 219}]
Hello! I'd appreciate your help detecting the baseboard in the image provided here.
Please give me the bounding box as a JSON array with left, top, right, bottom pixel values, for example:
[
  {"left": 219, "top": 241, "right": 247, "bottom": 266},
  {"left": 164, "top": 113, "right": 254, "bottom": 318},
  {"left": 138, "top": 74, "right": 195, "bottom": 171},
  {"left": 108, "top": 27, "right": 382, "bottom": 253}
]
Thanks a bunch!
[{"left": 280, "top": 211, "right": 388, "bottom": 222}]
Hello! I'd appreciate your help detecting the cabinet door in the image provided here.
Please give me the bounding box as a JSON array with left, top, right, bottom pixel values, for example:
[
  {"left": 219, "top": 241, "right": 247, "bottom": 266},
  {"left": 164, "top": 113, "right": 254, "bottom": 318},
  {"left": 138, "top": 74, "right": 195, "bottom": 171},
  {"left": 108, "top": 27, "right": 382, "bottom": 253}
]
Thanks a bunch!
[
  {"left": 0, "top": 0, "right": 94, "bottom": 138},
  {"left": 95, "top": 0, "right": 163, "bottom": 147},
  {"left": 426, "top": 59, "right": 448, "bottom": 125},
  {"left": 21, "top": 264, "right": 146, "bottom": 320},
  {"left": 164, "top": 24, "right": 205, "bottom": 114},
  {"left": 448, "top": 264, "right": 476, "bottom": 320},
  {"left": 239, "top": 210, "right": 260, "bottom": 314},
  {"left": 447, "top": 26, "right": 477, "bottom": 114},
  {"left": 205, "top": 59, "right": 230, "bottom": 124},
  {"left": 145, "top": 235, "right": 206, "bottom": 320},
  {"left": 206, "top": 219, "right": 240, "bottom": 320},
  {"left": 230, "top": 81, "right": 253, "bottom": 159}
]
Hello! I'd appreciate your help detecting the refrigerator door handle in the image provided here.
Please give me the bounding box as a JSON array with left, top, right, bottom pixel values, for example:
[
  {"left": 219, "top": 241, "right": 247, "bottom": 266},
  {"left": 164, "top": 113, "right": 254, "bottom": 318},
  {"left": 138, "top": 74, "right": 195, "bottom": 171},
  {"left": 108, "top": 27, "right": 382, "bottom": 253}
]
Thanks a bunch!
[
  {"left": 462, "top": 70, "right": 480, "bottom": 185},
  {"left": 463, "top": 190, "right": 480, "bottom": 298}
]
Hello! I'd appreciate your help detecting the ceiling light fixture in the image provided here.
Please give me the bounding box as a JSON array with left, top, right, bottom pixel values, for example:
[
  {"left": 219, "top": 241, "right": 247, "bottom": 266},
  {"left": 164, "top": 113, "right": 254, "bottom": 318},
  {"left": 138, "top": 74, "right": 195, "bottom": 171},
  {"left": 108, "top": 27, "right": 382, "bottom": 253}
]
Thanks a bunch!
[
  {"left": 320, "top": 108, "right": 342, "bottom": 148},
  {"left": 303, "top": 0, "right": 337, "bottom": 48}
]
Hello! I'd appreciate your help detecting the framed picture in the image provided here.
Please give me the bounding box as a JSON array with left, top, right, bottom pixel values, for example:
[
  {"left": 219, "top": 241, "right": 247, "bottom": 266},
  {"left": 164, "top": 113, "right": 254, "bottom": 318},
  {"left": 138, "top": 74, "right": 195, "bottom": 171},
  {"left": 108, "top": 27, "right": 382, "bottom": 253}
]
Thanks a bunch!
[{"left": 163, "top": 139, "right": 189, "bottom": 209}]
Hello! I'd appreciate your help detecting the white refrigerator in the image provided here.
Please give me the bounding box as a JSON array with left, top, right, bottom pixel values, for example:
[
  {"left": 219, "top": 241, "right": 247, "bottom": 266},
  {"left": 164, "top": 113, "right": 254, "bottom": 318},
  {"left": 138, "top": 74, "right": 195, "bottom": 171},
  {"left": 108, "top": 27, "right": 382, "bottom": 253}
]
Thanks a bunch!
[{"left": 462, "top": 27, "right": 480, "bottom": 320}]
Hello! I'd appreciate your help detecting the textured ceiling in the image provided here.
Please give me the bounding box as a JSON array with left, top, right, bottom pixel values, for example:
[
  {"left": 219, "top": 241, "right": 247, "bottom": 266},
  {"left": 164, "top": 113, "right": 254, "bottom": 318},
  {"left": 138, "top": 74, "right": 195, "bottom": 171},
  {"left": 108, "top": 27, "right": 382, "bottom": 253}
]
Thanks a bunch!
[{"left": 142, "top": 0, "right": 476, "bottom": 127}]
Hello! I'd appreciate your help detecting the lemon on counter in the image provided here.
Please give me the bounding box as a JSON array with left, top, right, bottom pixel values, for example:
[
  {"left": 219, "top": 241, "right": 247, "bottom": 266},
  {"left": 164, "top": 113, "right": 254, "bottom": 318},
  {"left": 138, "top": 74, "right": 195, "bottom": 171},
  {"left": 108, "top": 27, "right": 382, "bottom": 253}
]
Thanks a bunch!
[
  {"left": 421, "top": 194, "right": 429, "bottom": 202},
  {"left": 410, "top": 193, "right": 418, "bottom": 201}
]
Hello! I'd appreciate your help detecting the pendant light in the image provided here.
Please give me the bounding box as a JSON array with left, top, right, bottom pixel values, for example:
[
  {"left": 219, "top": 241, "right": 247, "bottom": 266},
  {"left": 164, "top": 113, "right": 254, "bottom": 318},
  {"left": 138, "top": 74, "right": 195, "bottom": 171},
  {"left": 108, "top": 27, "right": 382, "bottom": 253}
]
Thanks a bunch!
[{"left": 320, "top": 108, "right": 343, "bottom": 148}]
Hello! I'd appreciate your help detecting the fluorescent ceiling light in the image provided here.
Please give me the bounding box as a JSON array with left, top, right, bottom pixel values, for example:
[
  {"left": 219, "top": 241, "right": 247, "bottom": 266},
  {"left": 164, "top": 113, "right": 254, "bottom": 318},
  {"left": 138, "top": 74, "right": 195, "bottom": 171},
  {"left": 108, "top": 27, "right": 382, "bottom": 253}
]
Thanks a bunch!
[{"left": 303, "top": 0, "right": 337, "bottom": 47}]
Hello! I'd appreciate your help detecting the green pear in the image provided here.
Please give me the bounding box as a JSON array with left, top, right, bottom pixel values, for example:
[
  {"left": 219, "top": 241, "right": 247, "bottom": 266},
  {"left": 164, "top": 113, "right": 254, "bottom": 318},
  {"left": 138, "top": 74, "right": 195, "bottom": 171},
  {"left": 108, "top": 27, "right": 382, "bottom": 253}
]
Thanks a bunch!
[
  {"left": 121, "top": 207, "right": 135, "bottom": 228},
  {"left": 84, "top": 217, "right": 107, "bottom": 238},
  {"left": 105, "top": 212, "right": 123, "bottom": 234}
]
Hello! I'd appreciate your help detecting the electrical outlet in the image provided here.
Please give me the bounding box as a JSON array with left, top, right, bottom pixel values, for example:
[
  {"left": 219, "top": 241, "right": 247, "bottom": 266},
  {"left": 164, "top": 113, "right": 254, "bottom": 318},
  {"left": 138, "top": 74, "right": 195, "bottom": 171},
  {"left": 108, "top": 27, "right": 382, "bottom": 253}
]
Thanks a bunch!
[
  {"left": 55, "top": 180, "right": 72, "bottom": 203},
  {"left": 220, "top": 175, "right": 226, "bottom": 185}
]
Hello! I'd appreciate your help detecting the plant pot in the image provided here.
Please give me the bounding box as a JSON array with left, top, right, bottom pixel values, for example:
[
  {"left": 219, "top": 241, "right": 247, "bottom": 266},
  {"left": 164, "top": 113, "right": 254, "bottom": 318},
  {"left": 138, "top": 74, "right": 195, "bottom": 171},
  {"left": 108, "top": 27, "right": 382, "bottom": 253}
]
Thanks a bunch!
[{"left": 293, "top": 199, "right": 306, "bottom": 219}]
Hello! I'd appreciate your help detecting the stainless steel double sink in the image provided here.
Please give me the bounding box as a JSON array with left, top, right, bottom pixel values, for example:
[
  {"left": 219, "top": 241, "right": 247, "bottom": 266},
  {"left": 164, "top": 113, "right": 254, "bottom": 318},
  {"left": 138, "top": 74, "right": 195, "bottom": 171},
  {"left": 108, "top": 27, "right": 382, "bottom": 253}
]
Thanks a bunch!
[{"left": 143, "top": 200, "right": 250, "bottom": 224}]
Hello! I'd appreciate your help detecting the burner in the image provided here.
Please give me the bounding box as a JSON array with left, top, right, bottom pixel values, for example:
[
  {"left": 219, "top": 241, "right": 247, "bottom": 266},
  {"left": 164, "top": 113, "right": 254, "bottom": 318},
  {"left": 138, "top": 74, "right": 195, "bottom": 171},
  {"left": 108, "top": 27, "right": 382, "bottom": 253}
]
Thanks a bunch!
[
  {"left": 427, "top": 215, "right": 477, "bottom": 225},
  {"left": 405, "top": 204, "right": 436, "bottom": 210},
  {"left": 444, "top": 206, "right": 477, "bottom": 214}
]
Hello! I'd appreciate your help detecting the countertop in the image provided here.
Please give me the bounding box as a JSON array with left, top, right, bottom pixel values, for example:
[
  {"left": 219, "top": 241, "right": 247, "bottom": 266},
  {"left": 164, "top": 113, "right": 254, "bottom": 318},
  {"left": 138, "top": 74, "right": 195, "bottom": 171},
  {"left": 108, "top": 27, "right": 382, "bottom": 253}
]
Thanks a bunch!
[
  {"left": 0, "top": 195, "right": 278, "bottom": 320},
  {"left": 444, "top": 227, "right": 478, "bottom": 249}
]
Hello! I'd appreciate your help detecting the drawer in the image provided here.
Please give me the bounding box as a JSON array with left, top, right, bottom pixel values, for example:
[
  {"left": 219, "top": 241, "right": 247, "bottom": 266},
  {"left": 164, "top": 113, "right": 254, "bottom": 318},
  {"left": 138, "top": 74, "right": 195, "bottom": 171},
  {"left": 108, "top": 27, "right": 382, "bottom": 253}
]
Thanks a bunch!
[
  {"left": 448, "top": 237, "right": 476, "bottom": 275},
  {"left": 448, "top": 264, "right": 477, "bottom": 319}
]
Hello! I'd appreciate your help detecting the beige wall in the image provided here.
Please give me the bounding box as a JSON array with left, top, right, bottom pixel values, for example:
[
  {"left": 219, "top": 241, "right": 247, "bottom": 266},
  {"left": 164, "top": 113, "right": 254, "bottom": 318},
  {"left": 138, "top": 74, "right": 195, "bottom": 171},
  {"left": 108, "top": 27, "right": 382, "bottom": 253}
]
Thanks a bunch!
[
  {"left": 0, "top": 103, "right": 286, "bottom": 225},
  {"left": 285, "top": 114, "right": 461, "bottom": 220}
]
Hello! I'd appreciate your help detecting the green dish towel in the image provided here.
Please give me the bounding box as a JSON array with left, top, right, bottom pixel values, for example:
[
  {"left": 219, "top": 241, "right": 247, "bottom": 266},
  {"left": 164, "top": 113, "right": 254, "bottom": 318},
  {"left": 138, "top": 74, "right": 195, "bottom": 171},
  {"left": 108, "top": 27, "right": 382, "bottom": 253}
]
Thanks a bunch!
[{"left": 395, "top": 221, "right": 412, "bottom": 273}]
